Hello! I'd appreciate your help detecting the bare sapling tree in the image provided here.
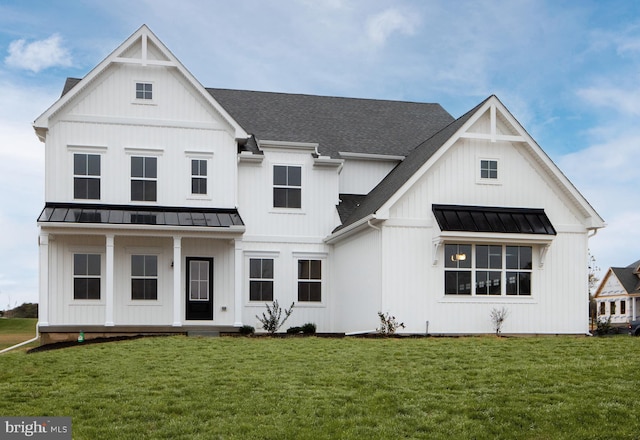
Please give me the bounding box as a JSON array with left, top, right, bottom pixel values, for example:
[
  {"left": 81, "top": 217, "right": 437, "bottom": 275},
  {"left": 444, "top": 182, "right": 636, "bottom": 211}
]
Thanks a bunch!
[{"left": 490, "top": 307, "right": 509, "bottom": 336}]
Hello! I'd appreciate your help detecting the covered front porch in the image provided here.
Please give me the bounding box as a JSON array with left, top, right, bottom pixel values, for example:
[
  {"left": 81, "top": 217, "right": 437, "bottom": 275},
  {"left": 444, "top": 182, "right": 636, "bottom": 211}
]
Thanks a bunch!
[{"left": 37, "top": 203, "right": 246, "bottom": 336}]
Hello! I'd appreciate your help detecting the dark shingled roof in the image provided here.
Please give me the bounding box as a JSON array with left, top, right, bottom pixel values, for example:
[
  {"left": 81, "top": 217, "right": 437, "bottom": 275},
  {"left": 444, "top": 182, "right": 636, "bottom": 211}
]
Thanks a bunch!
[
  {"left": 611, "top": 259, "right": 640, "bottom": 294},
  {"left": 336, "top": 194, "right": 368, "bottom": 224},
  {"left": 334, "top": 96, "right": 492, "bottom": 232},
  {"left": 207, "top": 88, "right": 454, "bottom": 158}
]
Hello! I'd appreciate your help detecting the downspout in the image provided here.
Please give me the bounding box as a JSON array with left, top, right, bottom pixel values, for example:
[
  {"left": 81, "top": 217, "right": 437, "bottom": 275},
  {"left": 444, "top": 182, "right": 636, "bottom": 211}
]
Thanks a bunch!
[{"left": 0, "top": 323, "right": 40, "bottom": 354}]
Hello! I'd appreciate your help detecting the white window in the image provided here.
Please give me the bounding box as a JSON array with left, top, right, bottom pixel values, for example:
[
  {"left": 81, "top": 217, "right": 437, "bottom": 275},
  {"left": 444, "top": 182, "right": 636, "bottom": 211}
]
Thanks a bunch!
[
  {"left": 73, "top": 254, "right": 101, "bottom": 300},
  {"left": 131, "top": 255, "right": 158, "bottom": 300},
  {"left": 73, "top": 154, "right": 100, "bottom": 199},
  {"left": 249, "top": 258, "right": 274, "bottom": 302},
  {"left": 480, "top": 159, "right": 498, "bottom": 179},
  {"left": 273, "top": 165, "right": 301, "bottom": 208},
  {"left": 136, "top": 82, "right": 153, "bottom": 100},
  {"left": 297, "top": 259, "right": 322, "bottom": 302},
  {"left": 191, "top": 159, "right": 207, "bottom": 195},
  {"left": 444, "top": 244, "right": 532, "bottom": 296},
  {"left": 131, "top": 156, "right": 157, "bottom": 201}
]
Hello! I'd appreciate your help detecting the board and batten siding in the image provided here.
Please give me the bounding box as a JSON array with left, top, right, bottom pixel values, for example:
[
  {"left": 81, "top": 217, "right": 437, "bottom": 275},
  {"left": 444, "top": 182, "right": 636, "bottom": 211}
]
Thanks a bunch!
[
  {"left": 339, "top": 158, "right": 400, "bottom": 195},
  {"left": 238, "top": 149, "right": 341, "bottom": 240},
  {"left": 240, "top": 241, "right": 333, "bottom": 332},
  {"left": 332, "top": 228, "right": 382, "bottom": 333},
  {"left": 376, "top": 120, "right": 593, "bottom": 334},
  {"left": 44, "top": 60, "right": 238, "bottom": 208}
]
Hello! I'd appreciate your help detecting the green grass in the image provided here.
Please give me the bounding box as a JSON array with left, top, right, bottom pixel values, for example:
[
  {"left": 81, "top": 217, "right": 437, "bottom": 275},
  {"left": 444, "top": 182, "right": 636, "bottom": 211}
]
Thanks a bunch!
[
  {"left": 0, "top": 318, "right": 37, "bottom": 349},
  {"left": 1, "top": 335, "right": 640, "bottom": 439}
]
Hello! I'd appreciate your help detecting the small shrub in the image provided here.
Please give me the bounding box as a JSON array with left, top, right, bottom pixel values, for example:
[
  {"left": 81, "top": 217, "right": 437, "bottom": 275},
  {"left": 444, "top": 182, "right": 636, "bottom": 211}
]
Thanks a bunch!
[
  {"left": 286, "top": 326, "right": 303, "bottom": 334},
  {"left": 377, "top": 312, "right": 405, "bottom": 335},
  {"left": 490, "top": 307, "right": 509, "bottom": 336},
  {"left": 595, "top": 316, "right": 612, "bottom": 336},
  {"left": 256, "top": 300, "right": 294, "bottom": 334},
  {"left": 301, "top": 323, "right": 316, "bottom": 334},
  {"left": 239, "top": 325, "right": 255, "bottom": 336}
]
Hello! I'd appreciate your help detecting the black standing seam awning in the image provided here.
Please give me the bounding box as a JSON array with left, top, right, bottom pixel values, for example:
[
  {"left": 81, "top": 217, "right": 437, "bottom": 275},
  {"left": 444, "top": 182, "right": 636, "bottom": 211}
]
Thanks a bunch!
[
  {"left": 432, "top": 204, "right": 556, "bottom": 235},
  {"left": 38, "top": 203, "right": 244, "bottom": 228}
]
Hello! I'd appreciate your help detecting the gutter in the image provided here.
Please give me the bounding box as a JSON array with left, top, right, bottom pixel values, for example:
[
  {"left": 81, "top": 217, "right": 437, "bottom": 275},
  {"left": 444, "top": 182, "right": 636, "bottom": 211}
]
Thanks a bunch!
[
  {"left": 324, "top": 214, "right": 384, "bottom": 244},
  {"left": 0, "top": 323, "right": 40, "bottom": 354}
]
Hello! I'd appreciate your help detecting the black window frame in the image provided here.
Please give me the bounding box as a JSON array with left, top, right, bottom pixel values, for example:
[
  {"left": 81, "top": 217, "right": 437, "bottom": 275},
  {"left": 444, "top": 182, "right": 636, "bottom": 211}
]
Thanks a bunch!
[{"left": 444, "top": 244, "right": 533, "bottom": 297}]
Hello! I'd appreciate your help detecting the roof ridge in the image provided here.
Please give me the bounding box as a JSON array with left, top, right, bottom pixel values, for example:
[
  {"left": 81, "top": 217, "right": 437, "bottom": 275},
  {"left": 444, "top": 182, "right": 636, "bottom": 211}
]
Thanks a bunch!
[{"left": 206, "top": 87, "right": 442, "bottom": 106}]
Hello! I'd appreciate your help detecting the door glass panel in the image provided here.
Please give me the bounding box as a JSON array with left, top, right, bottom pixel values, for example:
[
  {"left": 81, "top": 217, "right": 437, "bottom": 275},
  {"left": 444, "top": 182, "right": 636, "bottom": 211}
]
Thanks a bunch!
[{"left": 189, "top": 260, "right": 209, "bottom": 301}]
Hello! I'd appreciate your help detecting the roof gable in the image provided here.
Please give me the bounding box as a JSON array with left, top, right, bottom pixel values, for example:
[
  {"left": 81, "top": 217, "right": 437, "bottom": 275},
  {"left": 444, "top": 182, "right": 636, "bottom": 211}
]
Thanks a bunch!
[
  {"left": 329, "top": 95, "right": 605, "bottom": 239},
  {"left": 34, "top": 25, "right": 247, "bottom": 141}
]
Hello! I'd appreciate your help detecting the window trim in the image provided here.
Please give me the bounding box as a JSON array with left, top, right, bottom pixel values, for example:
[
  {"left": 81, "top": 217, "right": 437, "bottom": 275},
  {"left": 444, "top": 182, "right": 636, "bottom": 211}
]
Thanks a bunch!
[
  {"left": 244, "top": 251, "right": 279, "bottom": 306},
  {"left": 130, "top": 253, "right": 160, "bottom": 302},
  {"left": 476, "top": 156, "right": 501, "bottom": 185},
  {"left": 72, "top": 252, "right": 102, "bottom": 301},
  {"left": 190, "top": 158, "right": 208, "bottom": 196},
  {"left": 133, "top": 81, "right": 155, "bottom": 104},
  {"left": 273, "top": 164, "right": 302, "bottom": 210},
  {"left": 293, "top": 252, "right": 327, "bottom": 306}
]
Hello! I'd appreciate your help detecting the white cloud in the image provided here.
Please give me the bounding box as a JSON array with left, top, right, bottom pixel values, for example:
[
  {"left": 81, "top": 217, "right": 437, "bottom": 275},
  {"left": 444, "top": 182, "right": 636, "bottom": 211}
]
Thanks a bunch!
[
  {"left": 5, "top": 34, "right": 72, "bottom": 72},
  {"left": 366, "top": 8, "right": 417, "bottom": 46}
]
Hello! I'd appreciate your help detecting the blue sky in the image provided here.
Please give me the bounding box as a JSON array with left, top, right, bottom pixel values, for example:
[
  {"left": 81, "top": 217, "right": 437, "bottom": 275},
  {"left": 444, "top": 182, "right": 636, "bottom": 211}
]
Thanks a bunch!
[{"left": 0, "top": 0, "right": 639, "bottom": 307}]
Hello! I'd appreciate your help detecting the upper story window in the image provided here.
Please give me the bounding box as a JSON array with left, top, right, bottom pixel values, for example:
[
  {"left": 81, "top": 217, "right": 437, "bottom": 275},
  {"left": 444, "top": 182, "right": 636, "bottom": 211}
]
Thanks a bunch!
[
  {"left": 273, "top": 165, "right": 301, "bottom": 208},
  {"left": 298, "top": 259, "right": 322, "bottom": 302},
  {"left": 73, "top": 253, "right": 101, "bottom": 300},
  {"left": 136, "top": 82, "right": 153, "bottom": 100},
  {"left": 480, "top": 159, "right": 498, "bottom": 180},
  {"left": 191, "top": 159, "right": 207, "bottom": 195},
  {"left": 74, "top": 153, "right": 100, "bottom": 199},
  {"left": 131, "top": 156, "right": 157, "bottom": 202},
  {"left": 444, "top": 244, "right": 532, "bottom": 296}
]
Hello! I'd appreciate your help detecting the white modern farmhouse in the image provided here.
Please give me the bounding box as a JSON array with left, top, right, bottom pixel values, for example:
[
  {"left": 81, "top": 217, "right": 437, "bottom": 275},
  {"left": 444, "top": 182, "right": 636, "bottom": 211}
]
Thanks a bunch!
[
  {"left": 34, "top": 25, "right": 604, "bottom": 342},
  {"left": 594, "top": 260, "right": 640, "bottom": 326}
]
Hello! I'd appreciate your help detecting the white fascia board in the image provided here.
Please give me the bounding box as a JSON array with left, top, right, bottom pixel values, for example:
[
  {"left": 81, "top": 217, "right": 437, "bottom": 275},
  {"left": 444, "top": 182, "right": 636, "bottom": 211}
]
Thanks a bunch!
[
  {"left": 324, "top": 214, "right": 381, "bottom": 244},
  {"left": 338, "top": 151, "right": 405, "bottom": 161},
  {"left": 313, "top": 157, "right": 344, "bottom": 168},
  {"left": 432, "top": 230, "right": 554, "bottom": 245},
  {"left": 33, "top": 25, "right": 249, "bottom": 141},
  {"left": 38, "top": 222, "right": 246, "bottom": 237},
  {"left": 258, "top": 140, "right": 319, "bottom": 154}
]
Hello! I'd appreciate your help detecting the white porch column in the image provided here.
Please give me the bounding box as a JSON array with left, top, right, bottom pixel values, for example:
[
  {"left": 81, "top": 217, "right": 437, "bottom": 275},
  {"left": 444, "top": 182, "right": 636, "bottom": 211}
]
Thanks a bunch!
[
  {"left": 173, "top": 236, "right": 182, "bottom": 327},
  {"left": 105, "top": 234, "right": 115, "bottom": 326},
  {"left": 634, "top": 297, "right": 637, "bottom": 321},
  {"left": 38, "top": 232, "right": 50, "bottom": 327},
  {"left": 234, "top": 239, "right": 243, "bottom": 327}
]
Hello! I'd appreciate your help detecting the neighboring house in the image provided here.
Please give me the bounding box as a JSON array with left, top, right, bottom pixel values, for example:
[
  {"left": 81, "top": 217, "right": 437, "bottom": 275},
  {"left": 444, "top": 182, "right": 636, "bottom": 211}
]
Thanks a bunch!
[
  {"left": 594, "top": 260, "right": 640, "bottom": 325},
  {"left": 33, "top": 25, "right": 605, "bottom": 342}
]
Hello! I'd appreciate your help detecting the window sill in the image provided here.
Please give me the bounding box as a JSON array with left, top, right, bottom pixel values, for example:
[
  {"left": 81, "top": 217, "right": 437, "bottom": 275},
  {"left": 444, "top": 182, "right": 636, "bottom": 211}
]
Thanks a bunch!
[
  {"left": 269, "top": 209, "right": 306, "bottom": 215},
  {"left": 439, "top": 296, "right": 537, "bottom": 304},
  {"left": 69, "top": 301, "right": 104, "bottom": 306},
  {"left": 126, "top": 301, "right": 164, "bottom": 306}
]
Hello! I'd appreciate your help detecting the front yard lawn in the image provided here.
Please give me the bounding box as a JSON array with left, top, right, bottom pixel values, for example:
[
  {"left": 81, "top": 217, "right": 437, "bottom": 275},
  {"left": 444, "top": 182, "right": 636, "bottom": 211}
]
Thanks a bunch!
[{"left": 1, "top": 335, "right": 639, "bottom": 439}]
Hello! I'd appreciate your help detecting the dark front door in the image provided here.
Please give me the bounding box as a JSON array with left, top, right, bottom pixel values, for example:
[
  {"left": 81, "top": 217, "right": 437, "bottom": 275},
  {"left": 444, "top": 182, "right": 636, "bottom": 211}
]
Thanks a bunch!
[{"left": 186, "top": 257, "right": 213, "bottom": 320}]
